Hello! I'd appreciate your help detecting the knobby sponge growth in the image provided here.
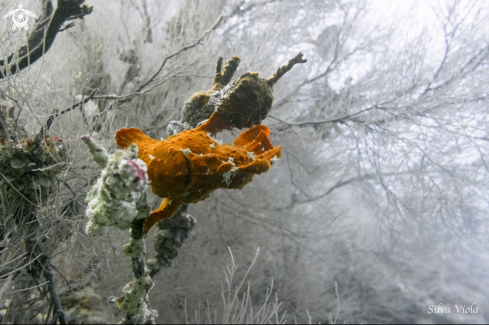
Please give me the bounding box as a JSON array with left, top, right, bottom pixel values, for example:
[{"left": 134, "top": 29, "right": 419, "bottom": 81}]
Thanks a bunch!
[{"left": 182, "top": 52, "right": 307, "bottom": 130}]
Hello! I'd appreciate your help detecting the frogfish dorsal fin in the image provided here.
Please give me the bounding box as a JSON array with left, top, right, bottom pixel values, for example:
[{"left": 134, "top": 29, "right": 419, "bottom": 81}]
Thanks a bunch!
[{"left": 233, "top": 125, "right": 274, "bottom": 155}]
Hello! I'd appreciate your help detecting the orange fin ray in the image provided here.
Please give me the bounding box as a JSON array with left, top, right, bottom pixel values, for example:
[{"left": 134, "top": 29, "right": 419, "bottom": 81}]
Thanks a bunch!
[
  {"left": 233, "top": 125, "right": 270, "bottom": 148},
  {"left": 143, "top": 198, "right": 183, "bottom": 234},
  {"left": 238, "top": 159, "right": 271, "bottom": 174},
  {"left": 242, "top": 130, "right": 275, "bottom": 155},
  {"left": 256, "top": 145, "right": 281, "bottom": 160}
]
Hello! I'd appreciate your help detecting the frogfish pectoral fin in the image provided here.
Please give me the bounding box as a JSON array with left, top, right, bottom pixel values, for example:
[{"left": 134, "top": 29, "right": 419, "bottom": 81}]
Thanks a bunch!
[{"left": 143, "top": 198, "right": 183, "bottom": 235}]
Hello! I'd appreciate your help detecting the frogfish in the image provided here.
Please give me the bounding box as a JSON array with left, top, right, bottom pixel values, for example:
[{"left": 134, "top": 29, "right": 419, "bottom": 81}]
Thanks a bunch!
[{"left": 115, "top": 111, "right": 281, "bottom": 234}]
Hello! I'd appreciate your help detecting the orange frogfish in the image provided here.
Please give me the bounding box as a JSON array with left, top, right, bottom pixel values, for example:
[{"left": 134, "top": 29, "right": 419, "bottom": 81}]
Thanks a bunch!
[{"left": 115, "top": 111, "right": 281, "bottom": 234}]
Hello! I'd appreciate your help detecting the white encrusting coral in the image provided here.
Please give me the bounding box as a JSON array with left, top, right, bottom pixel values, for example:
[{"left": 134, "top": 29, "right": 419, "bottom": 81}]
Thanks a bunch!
[
  {"left": 122, "top": 238, "right": 146, "bottom": 258},
  {"left": 84, "top": 142, "right": 149, "bottom": 236},
  {"left": 223, "top": 167, "right": 239, "bottom": 186},
  {"left": 120, "top": 275, "right": 156, "bottom": 318},
  {"left": 270, "top": 155, "right": 280, "bottom": 165},
  {"left": 222, "top": 157, "right": 238, "bottom": 186},
  {"left": 207, "top": 89, "right": 223, "bottom": 110}
]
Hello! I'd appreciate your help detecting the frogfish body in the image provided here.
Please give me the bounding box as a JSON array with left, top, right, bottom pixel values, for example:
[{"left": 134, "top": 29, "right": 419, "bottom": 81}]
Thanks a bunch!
[{"left": 115, "top": 112, "right": 281, "bottom": 234}]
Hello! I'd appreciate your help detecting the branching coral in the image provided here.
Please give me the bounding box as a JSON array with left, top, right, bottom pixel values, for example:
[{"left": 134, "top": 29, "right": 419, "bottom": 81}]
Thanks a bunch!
[
  {"left": 147, "top": 204, "right": 196, "bottom": 274},
  {"left": 0, "top": 0, "right": 93, "bottom": 79},
  {"left": 81, "top": 135, "right": 109, "bottom": 168},
  {"left": 115, "top": 217, "right": 157, "bottom": 324},
  {"left": 82, "top": 138, "right": 157, "bottom": 324}
]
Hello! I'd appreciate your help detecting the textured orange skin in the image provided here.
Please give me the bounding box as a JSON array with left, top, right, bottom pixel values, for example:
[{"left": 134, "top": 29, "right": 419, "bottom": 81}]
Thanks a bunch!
[{"left": 115, "top": 112, "right": 281, "bottom": 234}]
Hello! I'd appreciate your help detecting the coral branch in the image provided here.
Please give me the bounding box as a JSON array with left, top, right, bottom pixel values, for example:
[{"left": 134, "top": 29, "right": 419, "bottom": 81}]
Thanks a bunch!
[
  {"left": 147, "top": 204, "right": 196, "bottom": 277},
  {"left": 135, "top": 15, "right": 223, "bottom": 93},
  {"left": 267, "top": 52, "right": 307, "bottom": 86},
  {"left": 0, "top": 0, "right": 93, "bottom": 79},
  {"left": 83, "top": 139, "right": 156, "bottom": 323},
  {"left": 23, "top": 215, "right": 67, "bottom": 325},
  {"left": 212, "top": 56, "right": 241, "bottom": 90},
  {"left": 44, "top": 89, "right": 98, "bottom": 131},
  {"left": 116, "top": 218, "right": 157, "bottom": 324},
  {"left": 80, "top": 135, "right": 108, "bottom": 168}
]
